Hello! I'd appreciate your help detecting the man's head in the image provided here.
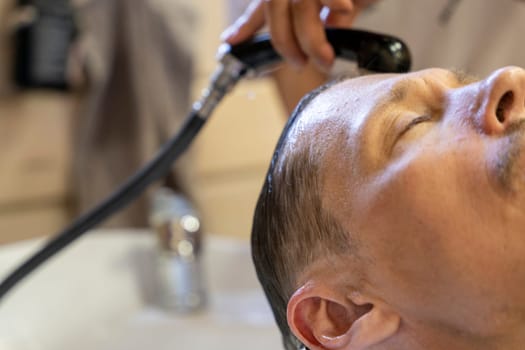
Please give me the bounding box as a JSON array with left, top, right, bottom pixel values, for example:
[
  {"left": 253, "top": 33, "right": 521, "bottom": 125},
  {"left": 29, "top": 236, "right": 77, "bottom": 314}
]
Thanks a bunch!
[{"left": 252, "top": 66, "right": 525, "bottom": 350}]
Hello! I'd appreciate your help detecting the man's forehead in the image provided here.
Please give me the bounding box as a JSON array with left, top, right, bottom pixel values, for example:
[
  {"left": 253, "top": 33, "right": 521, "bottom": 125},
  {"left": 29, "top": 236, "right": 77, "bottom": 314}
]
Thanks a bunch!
[
  {"left": 323, "top": 67, "right": 475, "bottom": 97},
  {"left": 299, "top": 68, "right": 477, "bottom": 129},
  {"left": 285, "top": 67, "right": 478, "bottom": 178},
  {"left": 295, "top": 72, "right": 401, "bottom": 136}
]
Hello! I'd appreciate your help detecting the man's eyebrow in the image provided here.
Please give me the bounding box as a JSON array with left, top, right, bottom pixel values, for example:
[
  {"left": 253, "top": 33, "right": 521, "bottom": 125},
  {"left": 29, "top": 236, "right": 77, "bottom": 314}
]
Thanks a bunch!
[
  {"left": 374, "top": 79, "right": 411, "bottom": 112},
  {"left": 388, "top": 79, "right": 410, "bottom": 102},
  {"left": 450, "top": 68, "right": 480, "bottom": 85},
  {"left": 374, "top": 69, "right": 479, "bottom": 111}
]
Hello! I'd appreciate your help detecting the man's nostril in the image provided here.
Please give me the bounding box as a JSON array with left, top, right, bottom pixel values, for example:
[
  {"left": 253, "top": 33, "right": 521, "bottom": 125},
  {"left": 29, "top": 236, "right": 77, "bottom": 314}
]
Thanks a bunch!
[{"left": 496, "top": 91, "right": 514, "bottom": 123}]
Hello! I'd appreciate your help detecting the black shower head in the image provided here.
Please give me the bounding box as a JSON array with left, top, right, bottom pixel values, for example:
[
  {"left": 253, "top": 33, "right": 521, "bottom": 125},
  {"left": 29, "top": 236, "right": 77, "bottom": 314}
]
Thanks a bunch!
[{"left": 222, "top": 28, "right": 411, "bottom": 75}]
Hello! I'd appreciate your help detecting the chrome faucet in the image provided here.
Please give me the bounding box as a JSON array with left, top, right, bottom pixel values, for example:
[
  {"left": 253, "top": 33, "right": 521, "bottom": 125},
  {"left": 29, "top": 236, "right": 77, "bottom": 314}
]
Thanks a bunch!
[{"left": 150, "top": 188, "right": 206, "bottom": 312}]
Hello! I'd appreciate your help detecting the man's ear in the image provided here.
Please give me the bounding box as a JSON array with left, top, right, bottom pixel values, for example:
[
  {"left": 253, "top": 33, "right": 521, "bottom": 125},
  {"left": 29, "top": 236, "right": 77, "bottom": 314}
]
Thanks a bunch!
[{"left": 287, "top": 282, "right": 400, "bottom": 350}]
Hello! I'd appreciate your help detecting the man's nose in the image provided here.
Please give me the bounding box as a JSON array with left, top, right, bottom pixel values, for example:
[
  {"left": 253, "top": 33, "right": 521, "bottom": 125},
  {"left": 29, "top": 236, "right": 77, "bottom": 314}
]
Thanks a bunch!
[{"left": 477, "top": 66, "right": 525, "bottom": 135}]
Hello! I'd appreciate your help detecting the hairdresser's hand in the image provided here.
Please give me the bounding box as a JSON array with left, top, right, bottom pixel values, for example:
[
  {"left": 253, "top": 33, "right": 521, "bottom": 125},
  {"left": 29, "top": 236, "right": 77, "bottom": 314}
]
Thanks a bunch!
[{"left": 221, "top": 0, "right": 377, "bottom": 72}]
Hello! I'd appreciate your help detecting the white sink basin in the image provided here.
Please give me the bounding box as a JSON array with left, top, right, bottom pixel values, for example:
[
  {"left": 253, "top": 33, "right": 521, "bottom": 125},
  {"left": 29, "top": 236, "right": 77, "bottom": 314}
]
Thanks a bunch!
[{"left": 0, "top": 230, "right": 282, "bottom": 350}]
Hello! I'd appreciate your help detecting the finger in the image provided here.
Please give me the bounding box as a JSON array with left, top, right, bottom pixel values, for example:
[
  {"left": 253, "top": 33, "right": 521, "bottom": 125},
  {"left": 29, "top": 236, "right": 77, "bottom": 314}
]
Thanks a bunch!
[
  {"left": 291, "top": 0, "right": 334, "bottom": 71},
  {"left": 221, "top": 0, "right": 266, "bottom": 44},
  {"left": 264, "top": 0, "right": 307, "bottom": 68}
]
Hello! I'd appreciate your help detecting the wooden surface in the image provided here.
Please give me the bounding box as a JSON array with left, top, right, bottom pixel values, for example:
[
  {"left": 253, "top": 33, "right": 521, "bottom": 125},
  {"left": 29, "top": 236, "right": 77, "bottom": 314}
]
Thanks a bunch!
[{"left": 0, "top": 92, "right": 74, "bottom": 244}]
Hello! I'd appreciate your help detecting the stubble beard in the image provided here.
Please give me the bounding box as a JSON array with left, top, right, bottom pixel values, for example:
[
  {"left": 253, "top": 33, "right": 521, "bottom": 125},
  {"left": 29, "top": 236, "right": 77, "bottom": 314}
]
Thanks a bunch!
[{"left": 496, "top": 119, "right": 525, "bottom": 195}]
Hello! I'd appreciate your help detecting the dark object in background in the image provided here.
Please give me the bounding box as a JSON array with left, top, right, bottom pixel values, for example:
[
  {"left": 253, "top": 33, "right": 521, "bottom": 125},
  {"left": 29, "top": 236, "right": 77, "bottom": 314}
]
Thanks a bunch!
[{"left": 13, "top": 0, "right": 76, "bottom": 90}]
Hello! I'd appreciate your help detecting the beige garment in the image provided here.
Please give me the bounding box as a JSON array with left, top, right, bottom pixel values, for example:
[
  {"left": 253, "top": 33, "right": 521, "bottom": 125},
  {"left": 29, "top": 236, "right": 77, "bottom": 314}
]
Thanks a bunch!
[
  {"left": 352, "top": 0, "right": 525, "bottom": 76},
  {"left": 72, "top": 0, "right": 197, "bottom": 227}
]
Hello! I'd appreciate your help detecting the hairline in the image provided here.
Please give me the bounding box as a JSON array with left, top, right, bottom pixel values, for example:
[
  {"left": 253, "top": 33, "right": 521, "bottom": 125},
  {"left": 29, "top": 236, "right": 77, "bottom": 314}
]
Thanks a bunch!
[{"left": 251, "top": 75, "right": 354, "bottom": 350}]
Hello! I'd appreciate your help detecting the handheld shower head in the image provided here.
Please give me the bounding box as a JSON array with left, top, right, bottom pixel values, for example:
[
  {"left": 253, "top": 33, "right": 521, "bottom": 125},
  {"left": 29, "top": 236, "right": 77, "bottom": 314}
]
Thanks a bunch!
[
  {"left": 219, "top": 28, "right": 411, "bottom": 76},
  {"left": 199, "top": 28, "right": 411, "bottom": 120}
]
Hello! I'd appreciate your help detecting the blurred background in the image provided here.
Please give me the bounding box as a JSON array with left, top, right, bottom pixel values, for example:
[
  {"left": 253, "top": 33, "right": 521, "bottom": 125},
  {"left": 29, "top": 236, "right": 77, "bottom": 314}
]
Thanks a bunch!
[{"left": 0, "top": 0, "right": 287, "bottom": 244}]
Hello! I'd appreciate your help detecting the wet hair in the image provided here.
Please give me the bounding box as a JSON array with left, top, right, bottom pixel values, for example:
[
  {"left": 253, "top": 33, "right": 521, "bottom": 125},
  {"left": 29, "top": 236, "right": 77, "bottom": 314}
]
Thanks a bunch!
[{"left": 251, "top": 80, "right": 353, "bottom": 350}]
